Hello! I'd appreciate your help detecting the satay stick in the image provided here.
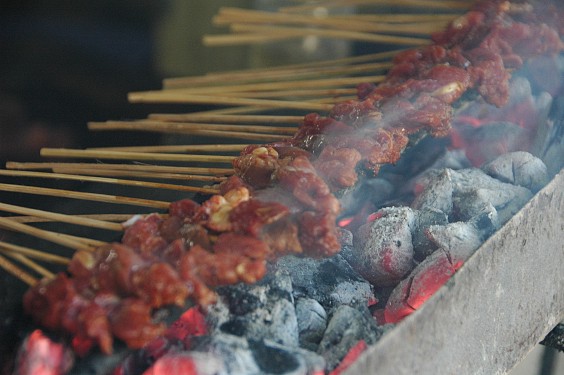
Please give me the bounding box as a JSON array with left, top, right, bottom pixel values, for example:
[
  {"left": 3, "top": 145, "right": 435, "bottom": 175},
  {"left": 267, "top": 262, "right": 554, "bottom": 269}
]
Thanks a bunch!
[
  {"left": 6, "top": 253, "right": 55, "bottom": 279},
  {"left": 280, "top": 0, "right": 472, "bottom": 13},
  {"left": 0, "top": 254, "right": 38, "bottom": 286},
  {"left": 163, "top": 50, "right": 400, "bottom": 88},
  {"left": 134, "top": 75, "right": 385, "bottom": 98},
  {"left": 128, "top": 92, "right": 335, "bottom": 111},
  {"left": 6, "top": 162, "right": 235, "bottom": 176},
  {"left": 40, "top": 148, "right": 235, "bottom": 164},
  {"left": 147, "top": 114, "right": 303, "bottom": 124},
  {"left": 8, "top": 213, "right": 161, "bottom": 224},
  {"left": 0, "top": 240, "right": 70, "bottom": 265},
  {"left": 0, "top": 182, "right": 170, "bottom": 209},
  {"left": 204, "top": 25, "right": 429, "bottom": 47},
  {"left": 88, "top": 121, "right": 298, "bottom": 135},
  {"left": 49, "top": 168, "right": 227, "bottom": 183},
  {"left": 0, "top": 202, "right": 123, "bottom": 231},
  {"left": 88, "top": 144, "right": 248, "bottom": 153},
  {"left": 0, "top": 170, "right": 220, "bottom": 195},
  {"left": 0, "top": 217, "right": 100, "bottom": 251}
]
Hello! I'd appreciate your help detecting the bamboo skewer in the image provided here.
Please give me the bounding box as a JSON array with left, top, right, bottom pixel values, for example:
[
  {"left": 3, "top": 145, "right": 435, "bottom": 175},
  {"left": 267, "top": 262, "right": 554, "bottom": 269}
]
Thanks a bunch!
[
  {"left": 280, "top": 0, "right": 472, "bottom": 12},
  {"left": 40, "top": 148, "right": 235, "bottom": 164},
  {"left": 47, "top": 168, "right": 227, "bottom": 183},
  {"left": 204, "top": 25, "right": 429, "bottom": 47},
  {"left": 0, "top": 240, "right": 70, "bottom": 265},
  {"left": 0, "top": 170, "right": 220, "bottom": 195},
  {"left": 7, "top": 214, "right": 160, "bottom": 224},
  {"left": 88, "top": 144, "right": 248, "bottom": 153},
  {"left": 0, "top": 254, "right": 38, "bottom": 286},
  {"left": 0, "top": 217, "right": 102, "bottom": 251},
  {"left": 160, "top": 62, "right": 392, "bottom": 88},
  {"left": 88, "top": 121, "right": 298, "bottom": 135},
  {"left": 128, "top": 92, "right": 336, "bottom": 111},
  {"left": 0, "top": 182, "right": 171, "bottom": 210},
  {"left": 163, "top": 50, "right": 401, "bottom": 89},
  {"left": 6, "top": 162, "right": 235, "bottom": 176},
  {"left": 0, "top": 202, "right": 123, "bottom": 231},
  {"left": 213, "top": 7, "right": 453, "bottom": 36},
  {"left": 147, "top": 114, "right": 304, "bottom": 124},
  {"left": 137, "top": 76, "right": 385, "bottom": 98},
  {"left": 6, "top": 253, "right": 55, "bottom": 279}
]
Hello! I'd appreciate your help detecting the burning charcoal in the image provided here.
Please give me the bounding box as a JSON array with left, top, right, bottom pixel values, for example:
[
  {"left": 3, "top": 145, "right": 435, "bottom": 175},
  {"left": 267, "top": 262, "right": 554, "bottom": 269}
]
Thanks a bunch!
[
  {"left": 384, "top": 249, "right": 455, "bottom": 324},
  {"left": 275, "top": 254, "right": 374, "bottom": 311},
  {"left": 207, "top": 271, "right": 299, "bottom": 348},
  {"left": 143, "top": 351, "right": 225, "bottom": 375},
  {"left": 411, "top": 169, "right": 454, "bottom": 216},
  {"left": 411, "top": 208, "right": 449, "bottom": 260},
  {"left": 14, "top": 329, "right": 74, "bottom": 375},
  {"left": 385, "top": 220, "right": 487, "bottom": 324},
  {"left": 347, "top": 207, "right": 416, "bottom": 286},
  {"left": 482, "top": 151, "right": 549, "bottom": 192},
  {"left": 317, "top": 305, "right": 382, "bottom": 371},
  {"left": 295, "top": 298, "right": 327, "bottom": 351}
]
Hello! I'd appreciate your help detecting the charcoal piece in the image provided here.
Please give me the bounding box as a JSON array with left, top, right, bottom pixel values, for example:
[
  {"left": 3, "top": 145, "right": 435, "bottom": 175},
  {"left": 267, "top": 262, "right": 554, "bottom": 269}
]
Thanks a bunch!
[
  {"left": 349, "top": 207, "right": 416, "bottom": 286},
  {"left": 541, "top": 322, "right": 564, "bottom": 352},
  {"left": 482, "top": 151, "right": 549, "bottom": 192},
  {"left": 411, "top": 208, "right": 449, "bottom": 260},
  {"left": 425, "top": 221, "right": 484, "bottom": 263},
  {"left": 411, "top": 169, "right": 454, "bottom": 216},
  {"left": 295, "top": 298, "right": 327, "bottom": 351},
  {"left": 207, "top": 272, "right": 299, "bottom": 348},
  {"left": 317, "top": 305, "right": 382, "bottom": 371},
  {"left": 249, "top": 339, "right": 325, "bottom": 375},
  {"left": 449, "top": 168, "right": 533, "bottom": 224},
  {"left": 453, "top": 185, "right": 532, "bottom": 225},
  {"left": 275, "top": 254, "right": 373, "bottom": 311},
  {"left": 192, "top": 333, "right": 260, "bottom": 375},
  {"left": 144, "top": 352, "right": 225, "bottom": 375}
]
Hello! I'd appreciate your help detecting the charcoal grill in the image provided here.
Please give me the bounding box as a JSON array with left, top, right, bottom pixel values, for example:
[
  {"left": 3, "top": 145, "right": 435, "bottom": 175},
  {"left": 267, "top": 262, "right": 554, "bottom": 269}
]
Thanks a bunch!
[{"left": 347, "top": 170, "right": 564, "bottom": 374}]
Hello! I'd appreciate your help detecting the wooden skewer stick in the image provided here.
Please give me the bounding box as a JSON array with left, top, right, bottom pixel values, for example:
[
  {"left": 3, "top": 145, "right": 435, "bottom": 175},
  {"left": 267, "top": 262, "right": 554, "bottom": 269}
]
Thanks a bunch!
[
  {"left": 332, "top": 13, "right": 461, "bottom": 23},
  {"left": 0, "top": 182, "right": 171, "bottom": 209},
  {"left": 0, "top": 217, "right": 101, "bottom": 251},
  {"left": 280, "top": 0, "right": 472, "bottom": 13},
  {"left": 88, "top": 144, "right": 248, "bottom": 153},
  {"left": 40, "top": 148, "right": 235, "bottom": 164},
  {"left": 204, "top": 25, "right": 429, "bottom": 47},
  {"left": 8, "top": 214, "right": 160, "bottom": 224},
  {"left": 163, "top": 50, "right": 401, "bottom": 88},
  {"left": 147, "top": 114, "right": 303, "bottom": 124},
  {"left": 0, "top": 241, "right": 70, "bottom": 265},
  {"left": 88, "top": 121, "right": 298, "bottom": 135},
  {"left": 214, "top": 7, "right": 450, "bottom": 35},
  {"left": 160, "top": 62, "right": 391, "bottom": 88},
  {"left": 0, "top": 202, "right": 123, "bottom": 231},
  {"left": 133, "top": 75, "right": 385, "bottom": 100},
  {"left": 50, "top": 168, "right": 227, "bottom": 183},
  {"left": 6, "top": 162, "right": 235, "bottom": 176},
  {"left": 0, "top": 254, "right": 38, "bottom": 286},
  {"left": 128, "top": 91, "right": 335, "bottom": 111},
  {"left": 0, "top": 170, "right": 220, "bottom": 195},
  {"left": 6, "top": 252, "right": 55, "bottom": 279}
]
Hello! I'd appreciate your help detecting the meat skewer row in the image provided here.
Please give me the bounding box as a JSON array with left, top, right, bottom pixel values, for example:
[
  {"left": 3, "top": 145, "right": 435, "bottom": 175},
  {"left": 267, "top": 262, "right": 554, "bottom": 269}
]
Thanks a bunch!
[{"left": 22, "top": 0, "right": 564, "bottom": 355}]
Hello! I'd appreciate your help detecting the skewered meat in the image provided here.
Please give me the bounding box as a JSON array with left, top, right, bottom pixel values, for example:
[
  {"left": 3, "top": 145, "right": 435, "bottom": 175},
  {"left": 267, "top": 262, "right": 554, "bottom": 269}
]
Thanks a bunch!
[{"left": 23, "top": 0, "right": 564, "bottom": 354}]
